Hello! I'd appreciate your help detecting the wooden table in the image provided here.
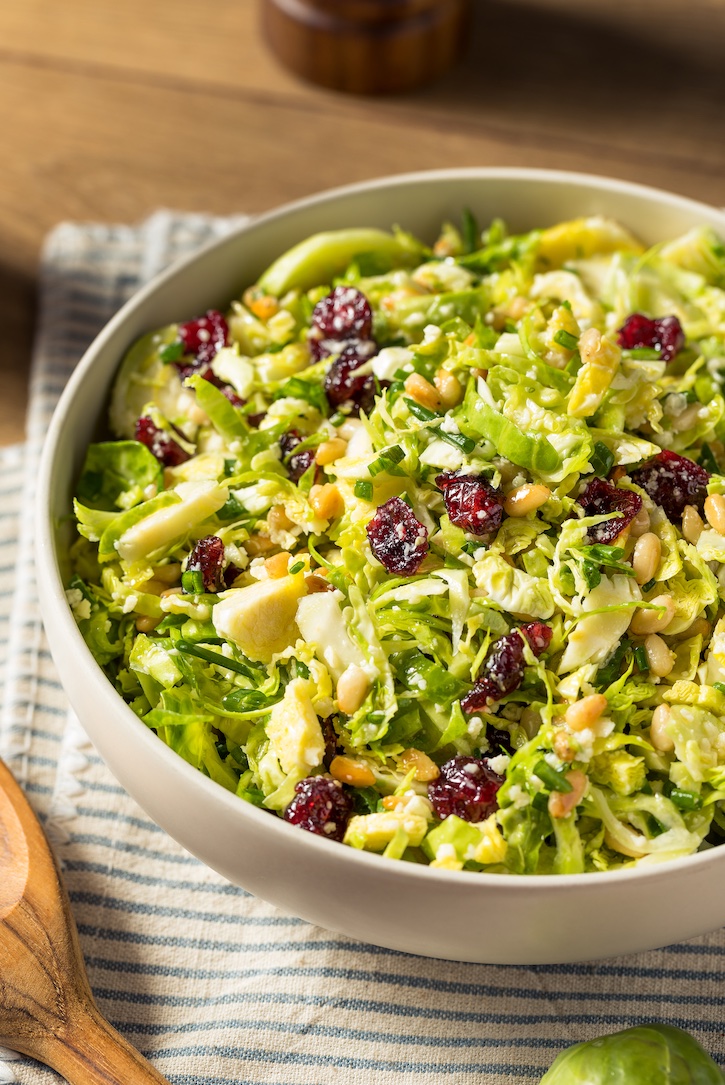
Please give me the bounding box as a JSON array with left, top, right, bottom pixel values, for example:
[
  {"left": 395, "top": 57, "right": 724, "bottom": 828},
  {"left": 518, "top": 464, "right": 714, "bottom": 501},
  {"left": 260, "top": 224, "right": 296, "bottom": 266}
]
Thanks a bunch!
[{"left": 1, "top": 0, "right": 723, "bottom": 445}]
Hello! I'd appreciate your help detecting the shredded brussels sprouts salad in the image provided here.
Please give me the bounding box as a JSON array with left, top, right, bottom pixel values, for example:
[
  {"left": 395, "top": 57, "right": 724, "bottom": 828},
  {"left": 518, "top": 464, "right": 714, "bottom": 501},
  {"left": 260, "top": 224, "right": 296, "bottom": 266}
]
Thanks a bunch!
[{"left": 67, "top": 210, "right": 725, "bottom": 874}]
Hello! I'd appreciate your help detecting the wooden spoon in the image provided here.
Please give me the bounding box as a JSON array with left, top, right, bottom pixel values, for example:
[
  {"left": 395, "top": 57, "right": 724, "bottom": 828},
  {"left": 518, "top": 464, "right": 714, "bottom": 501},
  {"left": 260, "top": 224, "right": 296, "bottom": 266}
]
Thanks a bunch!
[{"left": 0, "top": 757, "right": 170, "bottom": 1084}]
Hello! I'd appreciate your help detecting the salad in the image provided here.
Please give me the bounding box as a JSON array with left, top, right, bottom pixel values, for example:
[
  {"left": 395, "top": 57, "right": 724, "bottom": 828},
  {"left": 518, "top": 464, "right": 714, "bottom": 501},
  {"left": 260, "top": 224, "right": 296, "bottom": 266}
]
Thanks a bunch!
[{"left": 67, "top": 211, "right": 725, "bottom": 874}]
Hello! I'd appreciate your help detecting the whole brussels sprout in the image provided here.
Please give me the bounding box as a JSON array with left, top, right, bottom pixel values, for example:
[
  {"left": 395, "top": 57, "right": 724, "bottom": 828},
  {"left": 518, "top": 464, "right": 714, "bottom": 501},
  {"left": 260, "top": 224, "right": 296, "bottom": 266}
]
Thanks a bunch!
[{"left": 541, "top": 1025, "right": 725, "bottom": 1084}]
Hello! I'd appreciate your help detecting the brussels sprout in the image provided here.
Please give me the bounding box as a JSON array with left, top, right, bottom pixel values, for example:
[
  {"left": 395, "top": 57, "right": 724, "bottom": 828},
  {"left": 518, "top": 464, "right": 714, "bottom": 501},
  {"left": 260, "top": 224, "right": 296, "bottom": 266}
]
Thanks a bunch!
[{"left": 541, "top": 1025, "right": 724, "bottom": 1084}]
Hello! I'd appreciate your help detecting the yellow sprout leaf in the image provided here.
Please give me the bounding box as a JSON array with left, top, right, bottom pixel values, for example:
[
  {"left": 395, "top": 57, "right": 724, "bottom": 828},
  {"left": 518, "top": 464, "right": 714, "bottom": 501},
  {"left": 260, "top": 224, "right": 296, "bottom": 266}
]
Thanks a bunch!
[
  {"left": 537, "top": 216, "right": 643, "bottom": 269},
  {"left": 568, "top": 328, "right": 622, "bottom": 418},
  {"left": 212, "top": 574, "right": 306, "bottom": 662},
  {"left": 266, "top": 677, "right": 325, "bottom": 776}
]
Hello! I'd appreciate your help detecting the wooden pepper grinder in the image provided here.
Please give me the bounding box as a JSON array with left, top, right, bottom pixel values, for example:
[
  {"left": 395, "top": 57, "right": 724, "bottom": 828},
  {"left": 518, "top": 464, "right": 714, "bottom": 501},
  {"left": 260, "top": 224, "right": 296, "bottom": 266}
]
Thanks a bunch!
[{"left": 261, "top": 0, "right": 472, "bottom": 95}]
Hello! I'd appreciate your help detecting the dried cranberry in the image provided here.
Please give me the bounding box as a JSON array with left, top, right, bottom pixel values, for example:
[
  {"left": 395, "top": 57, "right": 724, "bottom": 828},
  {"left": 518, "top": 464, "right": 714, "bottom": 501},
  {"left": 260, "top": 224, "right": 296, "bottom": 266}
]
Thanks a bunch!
[
  {"left": 461, "top": 624, "right": 551, "bottom": 714},
  {"left": 283, "top": 776, "right": 353, "bottom": 841},
  {"left": 280, "top": 430, "right": 316, "bottom": 483},
  {"left": 176, "top": 363, "right": 245, "bottom": 407},
  {"left": 320, "top": 715, "right": 340, "bottom": 769},
  {"left": 177, "top": 310, "right": 229, "bottom": 367},
  {"left": 367, "top": 497, "right": 429, "bottom": 576},
  {"left": 310, "top": 286, "right": 373, "bottom": 361},
  {"left": 186, "top": 535, "right": 226, "bottom": 593},
  {"left": 577, "top": 478, "right": 642, "bottom": 544},
  {"left": 521, "top": 621, "right": 553, "bottom": 656},
  {"left": 428, "top": 755, "right": 503, "bottom": 823},
  {"left": 485, "top": 726, "right": 514, "bottom": 755},
  {"left": 630, "top": 449, "right": 709, "bottom": 522},
  {"left": 218, "top": 384, "right": 245, "bottom": 408},
  {"left": 135, "top": 415, "right": 190, "bottom": 468},
  {"left": 617, "top": 313, "right": 685, "bottom": 363},
  {"left": 323, "top": 340, "right": 378, "bottom": 415},
  {"left": 436, "top": 472, "right": 504, "bottom": 535},
  {"left": 224, "top": 562, "right": 242, "bottom": 588}
]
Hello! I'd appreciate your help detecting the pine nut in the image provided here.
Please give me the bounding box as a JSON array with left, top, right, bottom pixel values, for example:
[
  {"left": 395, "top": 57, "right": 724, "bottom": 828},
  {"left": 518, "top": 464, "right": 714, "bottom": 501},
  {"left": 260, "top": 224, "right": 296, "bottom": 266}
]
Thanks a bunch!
[
  {"left": 153, "top": 562, "right": 182, "bottom": 585},
  {"left": 644, "top": 633, "right": 675, "bottom": 678},
  {"left": 141, "top": 578, "right": 172, "bottom": 596},
  {"left": 682, "top": 504, "right": 704, "bottom": 544},
  {"left": 433, "top": 368, "right": 463, "bottom": 409},
  {"left": 629, "top": 594, "right": 675, "bottom": 635},
  {"left": 553, "top": 729, "right": 575, "bottom": 763},
  {"left": 507, "top": 295, "right": 530, "bottom": 321},
  {"left": 315, "top": 437, "right": 348, "bottom": 465},
  {"left": 305, "top": 574, "right": 334, "bottom": 594},
  {"left": 629, "top": 506, "right": 651, "bottom": 538},
  {"left": 676, "top": 617, "right": 710, "bottom": 640},
  {"left": 336, "top": 664, "right": 371, "bottom": 715},
  {"left": 565, "top": 693, "right": 608, "bottom": 732},
  {"left": 548, "top": 770, "right": 587, "bottom": 819},
  {"left": 382, "top": 794, "right": 406, "bottom": 810},
  {"left": 705, "top": 494, "right": 725, "bottom": 536},
  {"left": 135, "top": 614, "right": 160, "bottom": 633},
  {"left": 330, "top": 755, "right": 376, "bottom": 788},
  {"left": 433, "top": 236, "right": 458, "bottom": 258},
  {"left": 245, "top": 534, "right": 275, "bottom": 557},
  {"left": 504, "top": 483, "right": 551, "bottom": 517},
  {"left": 404, "top": 372, "right": 442, "bottom": 412},
  {"left": 267, "top": 505, "right": 294, "bottom": 532},
  {"left": 264, "top": 551, "right": 290, "bottom": 579},
  {"left": 400, "top": 748, "right": 440, "bottom": 782},
  {"left": 632, "top": 532, "right": 661, "bottom": 586},
  {"left": 243, "top": 287, "right": 279, "bottom": 321},
  {"left": 650, "top": 704, "right": 674, "bottom": 753},
  {"left": 309, "top": 483, "right": 345, "bottom": 521}
]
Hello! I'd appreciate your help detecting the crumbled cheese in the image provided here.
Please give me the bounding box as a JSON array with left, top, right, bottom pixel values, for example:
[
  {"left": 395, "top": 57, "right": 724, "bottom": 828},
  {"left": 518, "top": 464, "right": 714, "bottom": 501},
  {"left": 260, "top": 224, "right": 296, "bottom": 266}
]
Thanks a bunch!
[
  {"left": 487, "top": 754, "right": 511, "bottom": 775},
  {"left": 467, "top": 715, "right": 484, "bottom": 739},
  {"left": 507, "top": 784, "right": 531, "bottom": 809}
]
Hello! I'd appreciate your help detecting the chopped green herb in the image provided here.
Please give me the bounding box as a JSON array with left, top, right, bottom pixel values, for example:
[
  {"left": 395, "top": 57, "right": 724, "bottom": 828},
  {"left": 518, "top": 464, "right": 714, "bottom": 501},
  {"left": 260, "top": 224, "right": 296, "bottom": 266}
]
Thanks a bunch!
[
  {"left": 288, "top": 560, "right": 305, "bottom": 574},
  {"left": 553, "top": 329, "right": 579, "bottom": 351},
  {"left": 700, "top": 442, "right": 720, "bottom": 474},
  {"left": 176, "top": 640, "right": 260, "bottom": 678},
  {"left": 533, "top": 760, "right": 573, "bottom": 793},
  {"left": 405, "top": 397, "right": 438, "bottom": 422},
  {"left": 634, "top": 644, "right": 649, "bottom": 672},
  {"left": 461, "top": 208, "right": 480, "bottom": 255},
  {"left": 589, "top": 441, "right": 615, "bottom": 478},
  {"left": 669, "top": 789, "right": 703, "bottom": 811},
  {"left": 181, "top": 569, "right": 204, "bottom": 595},
  {"left": 436, "top": 429, "right": 476, "bottom": 454},
  {"left": 595, "top": 639, "right": 629, "bottom": 689},
  {"left": 368, "top": 445, "right": 406, "bottom": 477},
  {"left": 159, "top": 340, "right": 184, "bottom": 363},
  {"left": 354, "top": 480, "right": 374, "bottom": 501}
]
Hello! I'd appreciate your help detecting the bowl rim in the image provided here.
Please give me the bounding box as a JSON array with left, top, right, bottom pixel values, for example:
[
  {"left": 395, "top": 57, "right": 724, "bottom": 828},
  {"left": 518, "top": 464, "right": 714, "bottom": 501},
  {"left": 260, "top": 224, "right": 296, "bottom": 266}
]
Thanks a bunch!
[{"left": 36, "top": 165, "right": 725, "bottom": 893}]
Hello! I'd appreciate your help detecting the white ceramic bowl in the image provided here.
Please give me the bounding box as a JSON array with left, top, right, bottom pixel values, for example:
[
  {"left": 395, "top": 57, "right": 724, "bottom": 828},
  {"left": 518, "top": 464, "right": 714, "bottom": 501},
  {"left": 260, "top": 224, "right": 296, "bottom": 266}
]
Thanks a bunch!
[{"left": 37, "top": 169, "right": 725, "bottom": 964}]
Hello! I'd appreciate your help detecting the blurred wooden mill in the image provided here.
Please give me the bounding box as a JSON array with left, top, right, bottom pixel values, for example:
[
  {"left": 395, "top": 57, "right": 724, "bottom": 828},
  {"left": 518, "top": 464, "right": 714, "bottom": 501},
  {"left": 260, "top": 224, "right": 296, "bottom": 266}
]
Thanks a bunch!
[{"left": 262, "top": 0, "right": 472, "bottom": 94}]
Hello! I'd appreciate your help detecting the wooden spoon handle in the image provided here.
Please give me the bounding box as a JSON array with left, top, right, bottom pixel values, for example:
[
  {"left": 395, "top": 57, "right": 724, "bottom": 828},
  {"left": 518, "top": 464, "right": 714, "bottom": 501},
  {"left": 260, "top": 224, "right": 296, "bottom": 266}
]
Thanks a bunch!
[
  {"left": 36, "top": 1005, "right": 170, "bottom": 1085},
  {"left": 0, "top": 758, "right": 171, "bottom": 1085}
]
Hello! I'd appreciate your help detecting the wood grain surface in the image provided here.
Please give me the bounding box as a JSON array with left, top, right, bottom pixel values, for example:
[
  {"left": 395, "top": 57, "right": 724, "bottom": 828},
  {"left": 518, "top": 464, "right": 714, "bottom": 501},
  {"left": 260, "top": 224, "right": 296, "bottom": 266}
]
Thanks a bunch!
[{"left": 0, "top": 0, "right": 723, "bottom": 444}]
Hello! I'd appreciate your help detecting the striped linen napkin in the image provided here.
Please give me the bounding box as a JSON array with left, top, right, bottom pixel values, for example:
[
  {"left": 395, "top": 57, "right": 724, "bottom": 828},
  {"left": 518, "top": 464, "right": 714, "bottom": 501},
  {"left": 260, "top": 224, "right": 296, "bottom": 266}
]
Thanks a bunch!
[{"left": 1, "top": 211, "right": 725, "bottom": 1085}]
